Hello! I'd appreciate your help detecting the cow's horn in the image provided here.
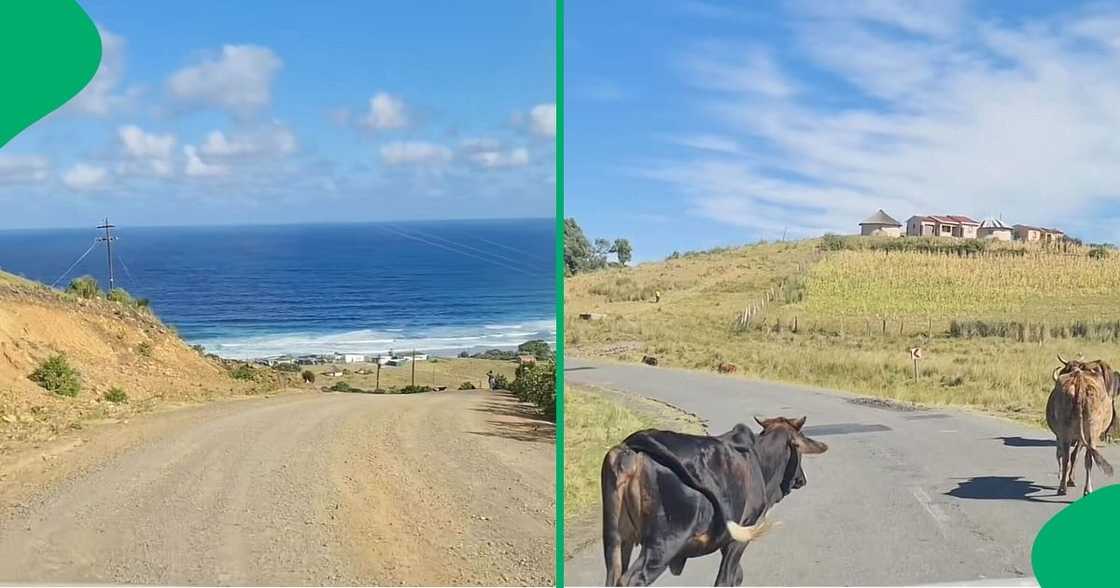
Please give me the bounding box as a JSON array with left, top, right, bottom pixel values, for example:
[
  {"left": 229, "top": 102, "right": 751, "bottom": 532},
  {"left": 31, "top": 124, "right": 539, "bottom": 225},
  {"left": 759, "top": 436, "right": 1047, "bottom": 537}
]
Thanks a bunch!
[
  {"left": 1057, "top": 354, "right": 1068, "bottom": 365},
  {"left": 1053, "top": 366, "right": 1062, "bottom": 382}
]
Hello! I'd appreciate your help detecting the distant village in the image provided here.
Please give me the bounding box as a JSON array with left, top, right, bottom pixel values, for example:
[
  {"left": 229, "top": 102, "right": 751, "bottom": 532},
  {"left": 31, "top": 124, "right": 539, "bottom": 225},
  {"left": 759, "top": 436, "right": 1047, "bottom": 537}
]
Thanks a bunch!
[
  {"left": 857, "top": 210, "right": 1065, "bottom": 243},
  {"left": 252, "top": 351, "right": 430, "bottom": 368}
]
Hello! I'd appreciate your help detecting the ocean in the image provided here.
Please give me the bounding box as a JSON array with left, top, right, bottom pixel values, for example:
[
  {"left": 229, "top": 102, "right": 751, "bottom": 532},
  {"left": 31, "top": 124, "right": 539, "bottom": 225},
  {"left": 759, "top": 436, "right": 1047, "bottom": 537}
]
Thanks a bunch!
[{"left": 0, "top": 219, "right": 556, "bottom": 360}]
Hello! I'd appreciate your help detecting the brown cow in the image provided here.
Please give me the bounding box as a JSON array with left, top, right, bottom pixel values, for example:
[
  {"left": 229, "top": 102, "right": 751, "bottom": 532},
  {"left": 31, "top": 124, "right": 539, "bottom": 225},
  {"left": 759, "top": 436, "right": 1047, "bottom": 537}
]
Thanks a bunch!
[
  {"left": 1046, "top": 356, "right": 1115, "bottom": 496},
  {"left": 717, "top": 362, "right": 738, "bottom": 374}
]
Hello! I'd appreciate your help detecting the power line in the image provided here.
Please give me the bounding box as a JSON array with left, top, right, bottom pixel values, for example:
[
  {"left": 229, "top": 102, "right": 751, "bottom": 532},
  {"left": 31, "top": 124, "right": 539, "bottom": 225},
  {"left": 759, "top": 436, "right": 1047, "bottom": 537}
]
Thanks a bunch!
[
  {"left": 385, "top": 223, "right": 541, "bottom": 269},
  {"left": 50, "top": 239, "right": 99, "bottom": 288},
  {"left": 374, "top": 224, "right": 541, "bottom": 277},
  {"left": 96, "top": 218, "right": 117, "bottom": 290}
]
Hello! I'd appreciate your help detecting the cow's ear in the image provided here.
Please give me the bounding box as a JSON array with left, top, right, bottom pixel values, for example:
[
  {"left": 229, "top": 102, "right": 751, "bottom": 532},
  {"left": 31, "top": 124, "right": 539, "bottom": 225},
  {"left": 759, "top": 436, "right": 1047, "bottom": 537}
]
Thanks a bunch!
[
  {"left": 790, "top": 416, "right": 806, "bottom": 430},
  {"left": 793, "top": 434, "right": 828, "bottom": 455}
]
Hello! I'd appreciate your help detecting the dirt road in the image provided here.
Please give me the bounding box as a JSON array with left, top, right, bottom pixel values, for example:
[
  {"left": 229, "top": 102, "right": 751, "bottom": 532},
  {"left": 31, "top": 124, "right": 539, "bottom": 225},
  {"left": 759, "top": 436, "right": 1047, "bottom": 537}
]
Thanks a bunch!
[{"left": 0, "top": 389, "right": 555, "bottom": 586}]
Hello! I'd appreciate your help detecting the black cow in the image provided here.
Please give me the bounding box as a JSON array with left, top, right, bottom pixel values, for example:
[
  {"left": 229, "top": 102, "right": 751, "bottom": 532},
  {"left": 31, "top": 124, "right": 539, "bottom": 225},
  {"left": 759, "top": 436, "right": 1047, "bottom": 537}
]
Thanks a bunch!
[{"left": 600, "top": 416, "right": 828, "bottom": 586}]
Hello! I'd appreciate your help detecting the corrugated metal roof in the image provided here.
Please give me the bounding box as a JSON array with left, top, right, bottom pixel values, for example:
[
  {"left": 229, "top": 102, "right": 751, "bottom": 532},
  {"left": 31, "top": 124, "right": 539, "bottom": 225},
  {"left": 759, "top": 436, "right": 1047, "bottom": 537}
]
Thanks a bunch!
[{"left": 979, "top": 219, "right": 1010, "bottom": 229}]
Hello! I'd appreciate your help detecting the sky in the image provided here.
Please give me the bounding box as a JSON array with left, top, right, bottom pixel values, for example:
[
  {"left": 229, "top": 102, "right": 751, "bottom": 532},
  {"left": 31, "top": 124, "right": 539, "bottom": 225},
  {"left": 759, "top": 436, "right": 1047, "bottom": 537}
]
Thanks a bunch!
[
  {"left": 567, "top": 0, "right": 1120, "bottom": 261},
  {"left": 0, "top": 1, "right": 555, "bottom": 229}
]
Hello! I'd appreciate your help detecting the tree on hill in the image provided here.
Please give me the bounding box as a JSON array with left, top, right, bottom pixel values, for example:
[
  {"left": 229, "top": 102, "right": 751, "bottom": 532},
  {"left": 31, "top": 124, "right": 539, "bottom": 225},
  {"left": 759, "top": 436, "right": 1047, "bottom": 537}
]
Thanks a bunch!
[
  {"left": 564, "top": 218, "right": 632, "bottom": 274},
  {"left": 611, "top": 238, "right": 632, "bottom": 265},
  {"left": 517, "top": 339, "right": 552, "bottom": 360}
]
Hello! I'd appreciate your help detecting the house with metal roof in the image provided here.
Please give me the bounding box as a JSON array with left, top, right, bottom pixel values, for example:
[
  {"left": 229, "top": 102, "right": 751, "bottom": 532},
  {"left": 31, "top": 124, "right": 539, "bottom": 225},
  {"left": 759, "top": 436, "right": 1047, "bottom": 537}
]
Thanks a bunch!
[
  {"left": 977, "top": 219, "right": 1013, "bottom": 241},
  {"left": 906, "top": 215, "right": 980, "bottom": 238},
  {"left": 858, "top": 209, "right": 903, "bottom": 237}
]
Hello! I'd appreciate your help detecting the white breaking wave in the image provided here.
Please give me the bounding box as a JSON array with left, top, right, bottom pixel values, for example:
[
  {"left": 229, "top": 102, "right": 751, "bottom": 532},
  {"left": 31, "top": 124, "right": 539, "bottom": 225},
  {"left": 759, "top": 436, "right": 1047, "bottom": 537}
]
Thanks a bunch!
[{"left": 190, "top": 319, "right": 556, "bottom": 360}]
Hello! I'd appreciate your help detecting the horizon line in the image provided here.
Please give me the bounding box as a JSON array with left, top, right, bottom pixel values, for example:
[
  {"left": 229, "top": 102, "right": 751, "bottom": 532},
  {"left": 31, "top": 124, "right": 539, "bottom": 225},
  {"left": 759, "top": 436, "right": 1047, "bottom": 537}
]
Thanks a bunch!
[{"left": 0, "top": 216, "right": 555, "bottom": 233}]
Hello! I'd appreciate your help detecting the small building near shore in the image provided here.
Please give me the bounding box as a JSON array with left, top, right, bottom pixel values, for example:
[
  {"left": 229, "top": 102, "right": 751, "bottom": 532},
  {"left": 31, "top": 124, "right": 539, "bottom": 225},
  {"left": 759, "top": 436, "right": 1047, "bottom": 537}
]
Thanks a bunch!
[
  {"left": 341, "top": 354, "right": 366, "bottom": 363},
  {"left": 858, "top": 209, "right": 903, "bottom": 237},
  {"left": 977, "top": 219, "right": 1012, "bottom": 241}
]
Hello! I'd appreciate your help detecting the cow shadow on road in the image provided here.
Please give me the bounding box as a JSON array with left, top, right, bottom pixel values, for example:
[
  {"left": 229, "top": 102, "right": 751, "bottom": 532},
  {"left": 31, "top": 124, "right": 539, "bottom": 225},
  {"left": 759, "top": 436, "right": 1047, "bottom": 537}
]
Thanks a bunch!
[
  {"left": 468, "top": 392, "right": 555, "bottom": 444},
  {"left": 945, "top": 476, "right": 1069, "bottom": 503},
  {"left": 993, "top": 436, "right": 1055, "bottom": 448}
]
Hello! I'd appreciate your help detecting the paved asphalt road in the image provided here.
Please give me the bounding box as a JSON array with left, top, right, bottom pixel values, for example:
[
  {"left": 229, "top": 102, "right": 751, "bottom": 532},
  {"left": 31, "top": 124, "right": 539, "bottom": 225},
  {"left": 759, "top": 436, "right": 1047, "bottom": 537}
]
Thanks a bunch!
[{"left": 564, "top": 359, "right": 1115, "bottom": 587}]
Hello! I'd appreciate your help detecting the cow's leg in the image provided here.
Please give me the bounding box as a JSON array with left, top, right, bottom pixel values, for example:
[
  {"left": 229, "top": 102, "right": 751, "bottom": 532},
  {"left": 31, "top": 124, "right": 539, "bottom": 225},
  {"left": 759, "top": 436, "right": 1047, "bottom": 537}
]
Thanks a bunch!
[
  {"left": 1084, "top": 443, "right": 1094, "bottom": 496},
  {"left": 715, "top": 542, "right": 750, "bottom": 586},
  {"left": 621, "top": 541, "right": 635, "bottom": 574},
  {"left": 1056, "top": 440, "right": 1069, "bottom": 496},
  {"left": 620, "top": 542, "right": 676, "bottom": 587},
  {"left": 1067, "top": 441, "right": 1080, "bottom": 487}
]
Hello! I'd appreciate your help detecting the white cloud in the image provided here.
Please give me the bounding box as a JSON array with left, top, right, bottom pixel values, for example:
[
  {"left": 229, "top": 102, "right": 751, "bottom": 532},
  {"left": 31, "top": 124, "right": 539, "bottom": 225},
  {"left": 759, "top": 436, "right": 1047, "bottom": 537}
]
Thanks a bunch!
[
  {"left": 68, "top": 27, "right": 129, "bottom": 116},
  {"left": 462, "top": 139, "right": 530, "bottom": 169},
  {"left": 671, "top": 134, "right": 743, "bottom": 154},
  {"left": 62, "top": 163, "right": 110, "bottom": 191},
  {"left": 677, "top": 44, "right": 796, "bottom": 97},
  {"left": 199, "top": 124, "right": 297, "bottom": 159},
  {"left": 183, "top": 145, "right": 230, "bottom": 177},
  {"left": 167, "top": 45, "right": 282, "bottom": 117},
  {"left": 118, "top": 125, "right": 176, "bottom": 176},
  {"left": 529, "top": 103, "right": 556, "bottom": 137},
  {"left": 380, "top": 141, "right": 452, "bottom": 166},
  {"left": 360, "top": 92, "right": 409, "bottom": 130},
  {"left": 0, "top": 155, "right": 48, "bottom": 185},
  {"left": 654, "top": 4, "right": 1120, "bottom": 240}
]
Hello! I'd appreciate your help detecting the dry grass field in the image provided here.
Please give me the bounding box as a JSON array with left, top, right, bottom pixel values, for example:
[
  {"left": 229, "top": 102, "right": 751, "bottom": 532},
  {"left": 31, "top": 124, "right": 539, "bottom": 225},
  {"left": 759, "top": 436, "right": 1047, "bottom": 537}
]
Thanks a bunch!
[
  {"left": 566, "top": 237, "right": 1120, "bottom": 427},
  {"left": 302, "top": 358, "right": 517, "bottom": 392}
]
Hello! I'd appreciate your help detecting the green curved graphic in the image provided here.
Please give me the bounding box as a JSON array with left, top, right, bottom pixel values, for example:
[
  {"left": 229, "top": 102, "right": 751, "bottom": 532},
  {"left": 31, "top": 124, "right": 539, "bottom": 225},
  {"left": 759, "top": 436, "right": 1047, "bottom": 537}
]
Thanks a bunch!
[
  {"left": 0, "top": 0, "right": 101, "bottom": 149},
  {"left": 1032, "top": 485, "right": 1120, "bottom": 586}
]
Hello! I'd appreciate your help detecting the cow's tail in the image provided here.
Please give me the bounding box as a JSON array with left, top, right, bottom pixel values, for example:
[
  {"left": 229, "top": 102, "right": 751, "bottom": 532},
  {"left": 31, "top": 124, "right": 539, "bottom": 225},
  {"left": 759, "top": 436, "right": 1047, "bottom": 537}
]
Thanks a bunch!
[
  {"left": 624, "top": 435, "right": 771, "bottom": 544},
  {"left": 602, "top": 445, "right": 640, "bottom": 586},
  {"left": 1077, "top": 386, "right": 1114, "bottom": 477},
  {"left": 726, "top": 516, "right": 780, "bottom": 542}
]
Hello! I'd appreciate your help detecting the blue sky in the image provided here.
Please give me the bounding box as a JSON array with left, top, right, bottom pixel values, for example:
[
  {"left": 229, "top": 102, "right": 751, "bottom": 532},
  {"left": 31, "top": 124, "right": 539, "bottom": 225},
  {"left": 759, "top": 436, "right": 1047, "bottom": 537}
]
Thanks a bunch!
[
  {"left": 567, "top": 0, "right": 1120, "bottom": 261},
  {"left": 0, "top": 1, "right": 555, "bottom": 229}
]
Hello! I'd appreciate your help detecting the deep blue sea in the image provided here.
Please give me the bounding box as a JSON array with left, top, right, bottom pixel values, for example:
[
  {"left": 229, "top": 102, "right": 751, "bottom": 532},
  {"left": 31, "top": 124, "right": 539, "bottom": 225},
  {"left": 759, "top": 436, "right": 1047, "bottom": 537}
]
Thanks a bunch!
[{"left": 0, "top": 219, "right": 555, "bottom": 359}]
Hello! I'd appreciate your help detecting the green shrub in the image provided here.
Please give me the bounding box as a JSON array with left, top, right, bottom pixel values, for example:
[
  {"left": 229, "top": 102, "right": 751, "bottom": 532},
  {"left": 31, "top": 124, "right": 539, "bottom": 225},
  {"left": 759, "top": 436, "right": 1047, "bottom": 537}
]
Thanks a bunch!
[
  {"left": 1090, "top": 247, "right": 1110, "bottom": 260},
  {"left": 510, "top": 361, "right": 556, "bottom": 420},
  {"left": 459, "top": 381, "right": 476, "bottom": 390},
  {"left": 230, "top": 364, "right": 257, "bottom": 381},
  {"left": 66, "top": 275, "right": 101, "bottom": 299},
  {"left": 273, "top": 363, "right": 299, "bottom": 372},
  {"left": 492, "top": 373, "right": 510, "bottom": 390},
  {"left": 137, "top": 341, "right": 152, "bottom": 357},
  {"left": 107, "top": 288, "right": 134, "bottom": 305},
  {"left": 329, "top": 381, "right": 354, "bottom": 392},
  {"left": 29, "top": 354, "right": 81, "bottom": 397},
  {"left": 398, "top": 385, "right": 432, "bottom": 394},
  {"left": 104, "top": 387, "right": 128, "bottom": 403},
  {"left": 191, "top": 344, "right": 206, "bottom": 354},
  {"left": 302, "top": 370, "right": 315, "bottom": 384},
  {"left": 517, "top": 339, "right": 553, "bottom": 360},
  {"left": 820, "top": 233, "right": 847, "bottom": 251}
]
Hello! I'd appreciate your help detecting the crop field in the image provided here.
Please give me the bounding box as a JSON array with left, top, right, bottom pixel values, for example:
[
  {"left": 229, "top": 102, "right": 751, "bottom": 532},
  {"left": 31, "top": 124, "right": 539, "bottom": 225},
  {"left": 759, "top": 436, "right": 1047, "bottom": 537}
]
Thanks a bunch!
[{"left": 566, "top": 238, "right": 1120, "bottom": 426}]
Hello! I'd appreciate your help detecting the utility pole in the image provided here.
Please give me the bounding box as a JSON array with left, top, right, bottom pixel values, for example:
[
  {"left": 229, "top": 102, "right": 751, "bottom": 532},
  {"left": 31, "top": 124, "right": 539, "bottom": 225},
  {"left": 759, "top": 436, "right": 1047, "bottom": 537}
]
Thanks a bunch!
[
  {"left": 96, "top": 218, "right": 117, "bottom": 290},
  {"left": 411, "top": 349, "right": 416, "bottom": 387},
  {"left": 375, "top": 356, "right": 381, "bottom": 391}
]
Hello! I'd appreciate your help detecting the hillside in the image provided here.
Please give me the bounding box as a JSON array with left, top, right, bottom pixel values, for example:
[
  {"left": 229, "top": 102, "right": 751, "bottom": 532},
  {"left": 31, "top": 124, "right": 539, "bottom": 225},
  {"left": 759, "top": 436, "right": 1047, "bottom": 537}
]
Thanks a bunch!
[
  {"left": 566, "top": 237, "right": 1120, "bottom": 425},
  {"left": 0, "top": 271, "right": 261, "bottom": 452}
]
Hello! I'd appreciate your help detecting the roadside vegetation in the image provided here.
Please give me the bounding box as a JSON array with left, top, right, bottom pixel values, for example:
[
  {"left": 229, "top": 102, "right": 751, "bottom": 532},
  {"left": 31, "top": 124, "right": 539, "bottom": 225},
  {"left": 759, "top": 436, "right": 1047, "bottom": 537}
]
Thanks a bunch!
[
  {"left": 566, "top": 236, "right": 1120, "bottom": 427},
  {"left": 29, "top": 355, "right": 82, "bottom": 397},
  {"left": 564, "top": 385, "right": 705, "bottom": 534},
  {"left": 511, "top": 360, "right": 556, "bottom": 420}
]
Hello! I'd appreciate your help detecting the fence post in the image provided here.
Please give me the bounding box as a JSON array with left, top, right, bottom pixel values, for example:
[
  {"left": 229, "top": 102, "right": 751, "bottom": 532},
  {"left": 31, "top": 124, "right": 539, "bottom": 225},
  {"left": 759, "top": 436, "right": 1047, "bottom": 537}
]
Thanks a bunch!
[{"left": 882, "top": 318, "right": 887, "bottom": 335}]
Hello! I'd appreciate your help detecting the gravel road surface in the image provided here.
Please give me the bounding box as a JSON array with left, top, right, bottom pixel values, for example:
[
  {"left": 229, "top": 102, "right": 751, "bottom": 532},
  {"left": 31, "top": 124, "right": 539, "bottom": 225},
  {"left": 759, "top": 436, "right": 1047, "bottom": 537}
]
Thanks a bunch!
[{"left": 0, "top": 389, "right": 554, "bottom": 586}]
